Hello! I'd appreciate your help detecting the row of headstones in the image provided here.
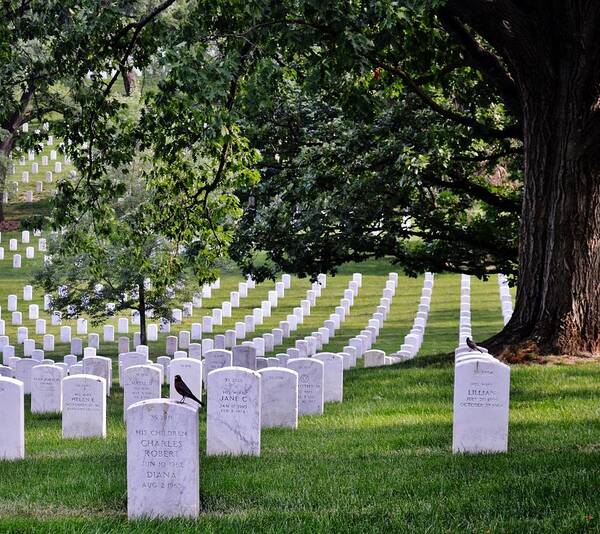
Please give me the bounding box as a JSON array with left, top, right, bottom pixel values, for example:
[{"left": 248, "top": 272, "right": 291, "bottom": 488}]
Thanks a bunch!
[
  {"left": 453, "top": 274, "right": 483, "bottom": 357},
  {"left": 13, "top": 157, "right": 65, "bottom": 173},
  {"left": 0, "top": 271, "right": 242, "bottom": 350},
  {"left": 0, "top": 229, "right": 46, "bottom": 246},
  {"left": 43, "top": 272, "right": 286, "bottom": 341},
  {"left": 2, "top": 272, "right": 324, "bottom": 362},
  {"left": 0, "top": 351, "right": 343, "bottom": 518},
  {"left": 0, "top": 348, "right": 342, "bottom": 455},
  {"left": 0, "top": 371, "right": 106, "bottom": 461},
  {"left": 2, "top": 270, "right": 362, "bottom": 366},
  {"left": 0, "top": 230, "right": 47, "bottom": 262},
  {"left": 231, "top": 271, "right": 386, "bottom": 361},
  {"left": 281, "top": 274, "right": 364, "bottom": 360},
  {"left": 498, "top": 274, "right": 513, "bottom": 325},
  {"left": 1, "top": 271, "right": 373, "bottom": 366},
  {"left": 365, "top": 272, "right": 434, "bottom": 366},
  {"left": 5, "top": 139, "right": 69, "bottom": 204},
  {"left": 156, "top": 272, "right": 307, "bottom": 348},
  {"left": 452, "top": 275, "right": 510, "bottom": 454}
]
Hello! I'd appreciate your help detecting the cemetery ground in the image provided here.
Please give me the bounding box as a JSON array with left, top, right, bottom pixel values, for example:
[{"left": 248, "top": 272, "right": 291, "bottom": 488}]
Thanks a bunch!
[{"left": 0, "top": 227, "right": 599, "bottom": 532}]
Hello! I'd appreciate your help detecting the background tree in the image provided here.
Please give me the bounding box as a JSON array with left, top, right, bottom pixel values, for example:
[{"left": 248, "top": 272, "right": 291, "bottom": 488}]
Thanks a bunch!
[
  {"left": 31, "top": 0, "right": 261, "bottom": 340},
  {"left": 34, "top": 141, "right": 251, "bottom": 344},
  {"left": 35, "top": 222, "right": 196, "bottom": 347},
  {"left": 0, "top": 0, "right": 179, "bottom": 221}
]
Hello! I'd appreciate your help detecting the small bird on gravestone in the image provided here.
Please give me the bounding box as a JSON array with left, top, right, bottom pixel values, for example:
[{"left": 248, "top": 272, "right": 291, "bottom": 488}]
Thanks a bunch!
[
  {"left": 174, "top": 374, "right": 203, "bottom": 406},
  {"left": 466, "top": 337, "right": 484, "bottom": 353}
]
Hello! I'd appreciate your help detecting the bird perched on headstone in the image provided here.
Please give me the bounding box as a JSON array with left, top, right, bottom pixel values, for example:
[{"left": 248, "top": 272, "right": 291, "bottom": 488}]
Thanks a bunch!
[
  {"left": 174, "top": 374, "right": 203, "bottom": 406},
  {"left": 466, "top": 337, "right": 484, "bottom": 353}
]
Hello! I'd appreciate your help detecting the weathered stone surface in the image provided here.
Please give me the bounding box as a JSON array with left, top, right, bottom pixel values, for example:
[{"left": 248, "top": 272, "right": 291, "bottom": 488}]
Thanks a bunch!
[
  {"left": 287, "top": 358, "right": 324, "bottom": 415},
  {"left": 202, "top": 350, "right": 232, "bottom": 384},
  {"left": 62, "top": 375, "right": 106, "bottom": 438},
  {"left": 0, "top": 378, "right": 24, "bottom": 459},
  {"left": 123, "top": 365, "right": 162, "bottom": 418},
  {"left": 231, "top": 345, "right": 256, "bottom": 370},
  {"left": 127, "top": 399, "right": 199, "bottom": 519},
  {"left": 453, "top": 358, "right": 510, "bottom": 454},
  {"left": 31, "top": 364, "right": 65, "bottom": 413},
  {"left": 206, "top": 367, "right": 261, "bottom": 456},
  {"left": 258, "top": 368, "right": 298, "bottom": 428},
  {"left": 83, "top": 356, "right": 112, "bottom": 396}
]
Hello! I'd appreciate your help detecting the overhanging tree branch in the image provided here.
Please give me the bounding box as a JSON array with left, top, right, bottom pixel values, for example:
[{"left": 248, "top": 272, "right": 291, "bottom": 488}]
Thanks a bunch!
[
  {"left": 369, "top": 55, "right": 522, "bottom": 140},
  {"left": 437, "top": 7, "right": 522, "bottom": 122},
  {"left": 422, "top": 170, "right": 520, "bottom": 213}
]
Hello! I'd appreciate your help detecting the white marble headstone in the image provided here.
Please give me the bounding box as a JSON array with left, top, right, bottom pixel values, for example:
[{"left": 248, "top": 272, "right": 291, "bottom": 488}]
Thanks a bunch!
[
  {"left": 123, "top": 365, "right": 162, "bottom": 418},
  {"left": 206, "top": 367, "right": 261, "bottom": 456},
  {"left": 0, "top": 378, "right": 24, "bottom": 459},
  {"left": 203, "top": 349, "right": 232, "bottom": 384},
  {"left": 287, "top": 358, "right": 324, "bottom": 415},
  {"left": 231, "top": 344, "right": 256, "bottom": 370},
  {"left": 83, "top": 356, "right": 112, "bottom": 396},
  {"left": 62, "top": 375, "right": 106, "bottom": 438},
  {"left": 258, "top": 368, "right": 298, "bottom": 428},
  {"left": 31, "top": 364, "right": 65, "bottom": 413},
  {"left": 452, "top": 358, "right": 510, "bottom": 454},
  {"left": 313, "top": 353, "right": 344, "bottom": 402},
  {"left": 127, "top": 399, "right": 199, "bottom": 519}
]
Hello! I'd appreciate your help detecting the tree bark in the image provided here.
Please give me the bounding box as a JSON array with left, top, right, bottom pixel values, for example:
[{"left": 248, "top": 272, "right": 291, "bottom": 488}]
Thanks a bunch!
[
  {"left": 479, "top": 6, "right": 600, "bottom": 357},
  {"left": 138, "top": 281, "right": 147, "bottom": 346}
]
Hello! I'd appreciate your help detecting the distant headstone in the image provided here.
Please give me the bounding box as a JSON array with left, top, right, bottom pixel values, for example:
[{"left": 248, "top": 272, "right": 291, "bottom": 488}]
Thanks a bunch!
[
  {"left": 31, "top": 364, "right": 65, "bottom": 413},
  {"left": 189, "top": 343, "right": 202, "bottom": 359},
  {"left": 60, "top": 326, "right": 71, "bottom": 343},
  {"left": 103, "top": 325, "right": 115, "bottom": 342},
  {"left": 118, "top": 337, "right": 130, "bottom": 354},
  {"left": 258, "top": 368, "right": 298, "bottom": 428},
  {"left": 62, "top": 375, "right": 107, "bottom": 438},
  {"left": 166, "top": 336, "right": 178, "bottom": 356},
  {"left": 71, "top": 337, "right": 83, "bottom": 356},
  {"left": 83, "top": 356, "right": 112, "bottom": 396},
  {"left": 287, "top": 358, "right": 324, "bottom": 415},
  {"left": 232, "top": 344, "right": 256, "bottom": 370},
  {"left": 206, "top": 367, "right": 261, "bottom": 456},
  {"left": 14, "top": 358, "right": 37, "bottom": 394},
  {"left": 43, "top": 334, "right": 55, "bottom": 352},
  {"left": 314, "top": 353, "right": 344, "bottom": 402},
  {"left": 123, "top": 365, "right": 161, "bottom": 418},
  {"left": 203, "top": 350, "right": 233, "bottom": 384},
  {"left": 364, "top": 349, "right": 386, "bottom": 368}
]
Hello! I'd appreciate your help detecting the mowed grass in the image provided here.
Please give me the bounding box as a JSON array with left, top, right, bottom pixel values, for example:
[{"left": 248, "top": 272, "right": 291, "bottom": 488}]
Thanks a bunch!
[{"left": 0, "top": 243, "right": 599, "bottom": 532}]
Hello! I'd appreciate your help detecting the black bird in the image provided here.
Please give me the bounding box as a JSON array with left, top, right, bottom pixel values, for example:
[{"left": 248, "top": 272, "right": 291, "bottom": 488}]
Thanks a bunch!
[
  {"left": 174, "top": 374, "right": 203, "bottom": 406},
  {"left": 466, "top": 337, "right": 484, "bottom": 353}
]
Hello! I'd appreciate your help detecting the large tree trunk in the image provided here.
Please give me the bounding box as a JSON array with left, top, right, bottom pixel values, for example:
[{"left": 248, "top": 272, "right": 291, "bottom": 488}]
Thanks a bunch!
[
  {"left": 138, "top": 282, "right": 147, "bottom": 346},
  {"left": 489, "top": 104, "right": 600, "bottom": 356},
  {"left": 482, "top": 9, "right": 600, "bottom": 357}
]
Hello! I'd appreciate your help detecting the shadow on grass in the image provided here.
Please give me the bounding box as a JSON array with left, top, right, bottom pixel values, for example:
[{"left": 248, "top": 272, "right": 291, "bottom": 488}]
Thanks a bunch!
[{"left": 400, "top": 352, "right": 454, "bottom": 369}]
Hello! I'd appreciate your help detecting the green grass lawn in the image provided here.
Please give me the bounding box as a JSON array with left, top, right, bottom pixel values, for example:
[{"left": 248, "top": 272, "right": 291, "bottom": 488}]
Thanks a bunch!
[{"left": 0, "top": 228, "right": 599, "bottom": 532}]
